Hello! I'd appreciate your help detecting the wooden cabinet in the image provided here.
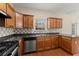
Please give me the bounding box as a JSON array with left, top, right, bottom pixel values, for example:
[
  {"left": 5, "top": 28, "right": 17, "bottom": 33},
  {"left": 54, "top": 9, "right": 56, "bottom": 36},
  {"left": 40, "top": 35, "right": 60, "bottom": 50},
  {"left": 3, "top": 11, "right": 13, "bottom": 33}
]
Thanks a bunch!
[
  {"left": 72, "top": 38, "right": 79, "bottom": 54},
  {"left": 57, "top": 18, "right": 62, "bottom": 28},
  {"left": 61, "top": 36, "right": 72, "bottom": 53},
  {"left": 36, "top": 37, "right": 45, "bottom": 51},
  {"left": 51, "top": 35, "right": 59, "bottom": 49},
  {"left": 5, "top": 4, "right": 15, "bottom": 28},
  {"left": 37, "top": 35, "right": 59, "bottom": 51},
  {"left": 58, "top": 35, "right": 62, "bottom": 47},
  {"left": 44, "top": 36, "right": 52, "bottom": 50},
  {"left": 23, "top": 15, "right": 33, "bottom": 28},
  {"left": 47, "top": 17, "right": 62, "bottom": 28},
  {"left": 0, "top": 3, "right": 6, "bottom": 12},
  {"left": 48, "top": 18, "right": 55, "bottom": 28},
  {"left": 18, "top": 39, "right": 24, "bottom": 56},
  {"left": 16, "top": 12, "right": 23, "bottom": 28}
]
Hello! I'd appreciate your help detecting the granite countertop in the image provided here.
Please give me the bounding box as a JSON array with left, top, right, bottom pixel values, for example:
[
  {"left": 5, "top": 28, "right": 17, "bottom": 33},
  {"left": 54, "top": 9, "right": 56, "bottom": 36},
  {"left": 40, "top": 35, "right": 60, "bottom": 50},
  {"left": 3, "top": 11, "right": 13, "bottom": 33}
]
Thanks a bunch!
[
  {"left": 14, "top": 33, "right": 59, "bottom": 37},
  {"left": 60, "top": 34, "right": 79, "bottom": 37},
  {"left": 0, "top": 33, "right": 79, "bottom": 42},
  {"left": 0, "top": 33, "right": 59, "bottom": 42}
]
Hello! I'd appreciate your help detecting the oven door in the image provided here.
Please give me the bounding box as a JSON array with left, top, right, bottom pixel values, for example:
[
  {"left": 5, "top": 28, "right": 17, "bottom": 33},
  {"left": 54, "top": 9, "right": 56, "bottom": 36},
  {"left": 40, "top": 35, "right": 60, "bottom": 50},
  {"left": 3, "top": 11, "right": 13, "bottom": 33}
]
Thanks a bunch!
[{"left": 24, "top": 40, "right": 36, "bottom": 53}]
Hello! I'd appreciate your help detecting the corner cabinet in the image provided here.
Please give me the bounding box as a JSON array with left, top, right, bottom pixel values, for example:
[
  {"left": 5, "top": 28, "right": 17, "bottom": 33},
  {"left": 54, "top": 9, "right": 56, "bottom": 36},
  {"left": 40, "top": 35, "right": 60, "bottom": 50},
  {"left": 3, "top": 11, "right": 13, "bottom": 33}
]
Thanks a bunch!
[
  {"left": 47, "top": 17, "right": 62, "bottom": 29},
  {"left": 5, "top": 4, "right": 16, "bottom": 28},
  {"left": 16, "top": 12, "right": 23, "bottom": 28},
  {"left": 23, "top": 15, "right": 33, "bottom": 28},
  {"left": 61, "top": 36, "right": 72, "bottom": 53}
]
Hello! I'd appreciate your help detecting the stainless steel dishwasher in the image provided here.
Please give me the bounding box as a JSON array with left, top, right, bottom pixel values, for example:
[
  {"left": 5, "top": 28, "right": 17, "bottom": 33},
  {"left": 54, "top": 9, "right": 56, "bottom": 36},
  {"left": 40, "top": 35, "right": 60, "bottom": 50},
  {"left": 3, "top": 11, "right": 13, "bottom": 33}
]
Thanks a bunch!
[{"left": 23, "top": 37, "right": 36, "bottom": 53}]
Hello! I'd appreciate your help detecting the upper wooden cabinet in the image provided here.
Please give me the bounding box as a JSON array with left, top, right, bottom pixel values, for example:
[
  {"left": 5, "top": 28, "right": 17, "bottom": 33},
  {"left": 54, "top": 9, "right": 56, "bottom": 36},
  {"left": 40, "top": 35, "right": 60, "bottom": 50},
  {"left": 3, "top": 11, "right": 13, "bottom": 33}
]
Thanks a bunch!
[
  {"left": 47, "top": 17, "right": 62, "bottom": 29},
  {"left": 16, "top": 12, "right": 23, "bottom": 28},
  {"left": 0, "top": 3, "right": 6, "bottom": 12},
  {"left": 23, "top": 15, "right": 33, "bottom": 28},
  {"left": 5, "top": 4, "right": 15, "bottom": 28}
]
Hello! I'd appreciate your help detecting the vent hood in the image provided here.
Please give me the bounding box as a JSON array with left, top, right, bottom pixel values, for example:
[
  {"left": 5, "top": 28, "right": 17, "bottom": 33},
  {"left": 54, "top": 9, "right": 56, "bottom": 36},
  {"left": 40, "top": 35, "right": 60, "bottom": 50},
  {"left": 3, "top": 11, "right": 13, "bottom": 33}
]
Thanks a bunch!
[{"left": 0, "top": 10, "right": 11, "bottom": 18}]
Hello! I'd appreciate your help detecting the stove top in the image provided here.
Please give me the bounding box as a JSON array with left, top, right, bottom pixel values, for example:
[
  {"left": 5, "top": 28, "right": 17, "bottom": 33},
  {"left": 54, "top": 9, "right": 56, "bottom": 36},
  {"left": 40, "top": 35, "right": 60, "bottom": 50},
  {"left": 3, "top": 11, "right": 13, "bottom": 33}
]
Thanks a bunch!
[{"left": 0, "top": 41, "right": 18, "bottom": 56}]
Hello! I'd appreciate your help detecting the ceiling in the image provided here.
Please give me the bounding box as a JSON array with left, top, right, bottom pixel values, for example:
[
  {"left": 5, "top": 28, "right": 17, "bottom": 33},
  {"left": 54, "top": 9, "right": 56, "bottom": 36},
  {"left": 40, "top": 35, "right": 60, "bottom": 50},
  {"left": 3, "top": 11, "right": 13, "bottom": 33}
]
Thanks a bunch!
[{"left": 12, "top": 3, "right": 79, "bottom": 14}]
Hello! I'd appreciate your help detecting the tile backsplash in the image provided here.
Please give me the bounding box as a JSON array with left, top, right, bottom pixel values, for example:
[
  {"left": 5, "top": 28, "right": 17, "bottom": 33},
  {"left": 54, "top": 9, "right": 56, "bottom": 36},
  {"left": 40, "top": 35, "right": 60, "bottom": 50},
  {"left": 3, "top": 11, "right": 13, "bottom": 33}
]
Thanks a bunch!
[
  {"left": 0, "top": 27, "right": 15, "bottom": 37},
  {"left": 14, "top": 28, "right": 33, "bottom": 34},
  {"left": 0, "top": 27, "right": 61, "bottom": 37},
  {"left": 14, "top": 28, "right": 61, "bottom": 34}
]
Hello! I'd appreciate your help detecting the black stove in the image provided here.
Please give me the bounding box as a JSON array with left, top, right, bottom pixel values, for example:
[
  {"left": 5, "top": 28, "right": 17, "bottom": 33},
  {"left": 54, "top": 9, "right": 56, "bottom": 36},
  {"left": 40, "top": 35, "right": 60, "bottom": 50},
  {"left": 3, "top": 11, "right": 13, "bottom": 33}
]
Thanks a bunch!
[{"left": 0, "top": 41, "right": 18, "bottom": 56}]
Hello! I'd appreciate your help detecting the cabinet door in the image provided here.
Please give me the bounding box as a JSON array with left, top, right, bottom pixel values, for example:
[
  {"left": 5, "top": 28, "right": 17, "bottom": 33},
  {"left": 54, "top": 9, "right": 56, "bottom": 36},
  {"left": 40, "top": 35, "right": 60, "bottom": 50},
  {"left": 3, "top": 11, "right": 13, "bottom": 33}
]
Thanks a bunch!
[
  {"left": 56, "top": 19, "right": 59, "bottom": 28},
  {"left": 16, "top": 13, "right": 23, "bottom": 28},
  {"left": 59, "top": 19, "right": 62, "bottom": 28},
  {"left": 0, "top": 3, "right": 6, "bottom": 12},
  {"left": 36, "top": 37, "right": 44, "bottom": 51},
  {"left": 50, "top": 18, "right": 55, "bottom": 28},
  {"left": 47, "top": 17, "right": 62, "bottom": 28},
  {"left": 44, "top": 36, "right": 52, "bottom": 50},
  {"left": 48, "top": 18, "right": 57, "bottom": 28},
  {"left": 51, "top": 35, "right": 59, "bottom": 49},
  {"left": 23, "top": 15, "right": 29, "bottom": 28},
  {"left": 58, "top": 35, "right": 62, "bottom": 47},
  {"left": 72, "top": 38, "right": 79, "bottom": 54},
  {"left": 61, "top": 36, "right": 72, "bottom": 52},
  {"left": 28, "top": 16, "right": 33, "bottom": 28},
  {"left": 54, "top": 19, "right": 57, "bottom": 28},
  {"left": 56, "top": 19, "right": 62, "bottom": 28},
  {"left": 18, "top": 39, "right": 24, "bottom": 56},
  {"left": 5, "top": 4, "right": 15, "bottom": 28},
  {"left": 23, "top": 15, "right": 33, "bottom": 28}
]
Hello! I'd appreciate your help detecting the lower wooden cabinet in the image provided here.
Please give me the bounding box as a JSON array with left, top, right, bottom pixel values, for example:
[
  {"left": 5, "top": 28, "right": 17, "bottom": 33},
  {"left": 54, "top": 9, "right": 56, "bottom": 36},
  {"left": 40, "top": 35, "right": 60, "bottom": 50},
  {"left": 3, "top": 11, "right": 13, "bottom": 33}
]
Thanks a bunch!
[
  {"left": 44, "top": 36, "right": 52, "bottom": 50},
  {"left": 18, "top": 39, "right": 24, "bottom": 56},
  {"left": 61, "top": 36, "right": 72, "bottom": 53},
  {"left": 18, "top": 35, "right": 79, "bottom": 55},
  {"left": 36, "top": 35, "right": 59, "bottom": 51},
  {"left": 36, "top": 37, "right": 44, "bottom": 51},
  {"left": 51, "top": 35, "right": 59, "bottom": 49},
  {"left": 72, "top": 38, "right": 79, "bottom": 54},
  {"left": 58, "top": 35, "right": 62, "bottom": 47}
]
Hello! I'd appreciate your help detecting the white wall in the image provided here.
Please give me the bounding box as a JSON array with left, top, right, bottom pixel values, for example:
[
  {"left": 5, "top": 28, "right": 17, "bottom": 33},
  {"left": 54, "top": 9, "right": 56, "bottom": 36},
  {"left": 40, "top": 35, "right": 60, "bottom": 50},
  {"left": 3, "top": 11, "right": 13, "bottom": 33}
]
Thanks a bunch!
[{"left": 56, "top": 11, "right": 79, "bottom": 35}]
